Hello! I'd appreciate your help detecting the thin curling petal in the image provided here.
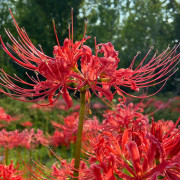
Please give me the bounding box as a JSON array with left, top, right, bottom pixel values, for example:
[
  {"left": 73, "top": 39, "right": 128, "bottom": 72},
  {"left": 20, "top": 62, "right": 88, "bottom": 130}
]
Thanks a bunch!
[
  {"left": 62, "top": 87, "right": 73, "bottom": 110},
  {"left": 0, "top": 36, "right": 37, "bottom": 70},
  {"left": 114, "top": 45, "right": 180, "bottom": 98},
  {"left": 92, "top": 85, "right": 113, "bottom": 102}
]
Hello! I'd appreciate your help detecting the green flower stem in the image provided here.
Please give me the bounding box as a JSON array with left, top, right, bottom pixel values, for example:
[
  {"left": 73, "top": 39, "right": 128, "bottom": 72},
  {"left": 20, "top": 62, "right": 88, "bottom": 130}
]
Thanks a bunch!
[
  {"left": 5, "top": 147, "right": 9, "bottom": 165},
  {"left": 73, "top": 91, "right": 86, "bottom": 179}
]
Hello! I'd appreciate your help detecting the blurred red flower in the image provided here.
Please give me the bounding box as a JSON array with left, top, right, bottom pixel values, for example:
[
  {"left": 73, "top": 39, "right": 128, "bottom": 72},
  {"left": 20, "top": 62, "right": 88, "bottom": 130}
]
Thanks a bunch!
[
  {"left": 0, "top": 161, "right": 24, "bottom": 180},
  {"left": 0, "top": 128, "right": 48, "bottom": 149},
  {"left": 0, "top": 107, "right": 19, "bottom": 123},
  {"left": 20, "top": 121, "right": 33, "bottom": 127}
]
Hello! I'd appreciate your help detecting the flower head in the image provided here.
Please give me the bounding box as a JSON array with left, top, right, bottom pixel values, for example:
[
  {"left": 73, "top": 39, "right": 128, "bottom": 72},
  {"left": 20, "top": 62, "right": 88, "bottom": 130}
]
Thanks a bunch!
[
  {"left": 50, "top": 112, "right": 79, "bottom": 147},
  {"left": 0, "top": 161, "right": 24, "bottom": 180},
  {"left": 0, "top": 10, "right": 180, "bottom": 109},
  {"left": 0, "top": 107, "right": 19, "bottom": 123},
  {"left": 20, "top": 121, "right": 33, "bottom": 127},
  {"left": 0, "top": 128, "right": 48, "bottom": 149}
]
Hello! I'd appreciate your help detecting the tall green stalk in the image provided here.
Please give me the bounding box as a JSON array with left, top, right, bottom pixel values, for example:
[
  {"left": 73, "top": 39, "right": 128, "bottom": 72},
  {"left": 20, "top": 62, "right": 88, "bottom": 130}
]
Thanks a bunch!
[
  {"left": 4, "top": 147, "right": 9, "bottom": 165},
  {"left": 73, "top": 91, "right": 86, "bottom": 179}
]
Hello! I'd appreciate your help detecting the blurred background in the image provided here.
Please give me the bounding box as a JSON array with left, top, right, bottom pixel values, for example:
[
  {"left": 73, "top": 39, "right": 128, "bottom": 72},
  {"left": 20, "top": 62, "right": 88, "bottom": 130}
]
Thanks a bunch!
[{"left": 0, "top": 0, "right": 180, "bottom": 95}]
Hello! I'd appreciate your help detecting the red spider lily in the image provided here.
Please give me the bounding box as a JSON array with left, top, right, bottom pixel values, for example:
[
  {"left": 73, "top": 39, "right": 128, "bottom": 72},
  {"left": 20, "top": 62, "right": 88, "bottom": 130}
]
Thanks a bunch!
[
  {"left": 114, "top": 44, "right": 180, "bottom": 96},
  {"left": 0, "top": 128, "right": 48, "bottom": 149},
  {"left": 19, "top": 129, "right": 49, "bottom": 149},
  {"left": 50, "top": 112, "right": 78, "bottom": 147},
  {"left": 79, "top": 41, "right": 180, "bottom": 102},
  {"left": 25, "top": 151, "right": 89, "bottom": 180},
  {"left": 0, "top": 10, "right": 90, "bottom": 109},
  {"left": 85, "top": 155, "right": 117, "bottom": 180},
  {"left": 31, "top": 150, "right": 118, "bottom": 180},
  {"left": 51, "top": 153, "right": 119, "bottom": 180},
  {"left": 52, "top": 159, "right": 88, "bottom": 180},
  {"left": 20, "top": 121, "right": 33, "bottom": 127},
  {"left": 50, "top": 113, "right": 103, "bottom": 148},
  {"left": 156, "top": 119, "right": 175, "bottom": 134},
  {"left": 81, "top": 108, "right": 180, "bottom": 180},
  {"left": 0, "top": 106, "right": 19, "bottom": 123},
  {"left": 0, "top": 129, "right": 20, "bottom": 149},
  {"left": 130, "top": 118, "right": 180, "bottom": 179},
  {"left": 0, "top": 161, "right": 24, "bottom": 180},
  {"left": 82, "top": 131, "right": 137, "bottom": 179},
  {"left": 23, "top": 102, "right": 179, "bottom": 179},
  {"left": 83, "top": 128, "right": 180, "bottom": 179},
  {"left": 150, "top": 118, "right": 180, "bottom": 160},
  {"left": 0, "top": 10, "right": 180, "bottom": 108},
  {"left": 102, "top": 102, "right": 149, "bottom": 133}
]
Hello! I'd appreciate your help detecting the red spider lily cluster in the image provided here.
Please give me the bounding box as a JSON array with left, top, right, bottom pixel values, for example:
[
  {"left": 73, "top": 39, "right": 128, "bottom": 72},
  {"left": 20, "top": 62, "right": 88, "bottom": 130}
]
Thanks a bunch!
[
  {"left": 0, "top": 101, "right": 179, "bottom": 179},
  {"left": 50, "top": 112, "right": 79, "bottom": 147},
  {"left": 50, "top": 112, "right": 102, "bottom": 148},
  {"left": 28, "top": 102, "right": 179, "bottom": 179},
  {"left": 81, "top": 117, "right": 180, "bottom": 179},
  {"left": 102, "top": 102, "right": 149, "bottom": 132},
  {"left": 0, "top": 161, "right": 24, "bottom": 180},
  {"left": 0, "top": 10, "right": 180, "bottom": 109},
  {"left": 0, "top": 128, "right": 48, "bottom": 149}
]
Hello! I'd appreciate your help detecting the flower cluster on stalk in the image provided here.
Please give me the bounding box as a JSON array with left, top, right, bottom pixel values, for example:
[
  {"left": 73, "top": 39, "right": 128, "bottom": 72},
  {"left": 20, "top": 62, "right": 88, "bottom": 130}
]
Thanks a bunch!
[
  {"left": 30, "top": 102, "right": 180, "bottom": 179},
  {"left": 0, "top": 161, "right": 24, "bottom": 180},
  {"left": 0, "top": 128, "right": 48, "bottom": 149},
  {"left": 0, "top": 10, "right": 179, "bottom": 108}
]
